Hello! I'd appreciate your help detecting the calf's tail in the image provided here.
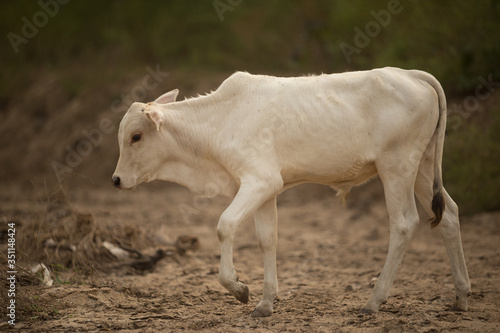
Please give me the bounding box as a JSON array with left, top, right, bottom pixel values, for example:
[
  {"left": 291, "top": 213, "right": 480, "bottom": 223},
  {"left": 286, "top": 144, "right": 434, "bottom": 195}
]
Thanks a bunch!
[{"left": 417, "top": 71, "right": 447, "bottom": 228}]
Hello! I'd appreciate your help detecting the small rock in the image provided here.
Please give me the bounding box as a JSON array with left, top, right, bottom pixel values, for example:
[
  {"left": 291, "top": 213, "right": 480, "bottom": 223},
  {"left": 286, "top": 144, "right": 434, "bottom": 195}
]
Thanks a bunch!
[
  {"left": 31, "top": 263, "right": 53, "bottom": 287},
  {"left": 345, "top": 282, "right": 362, "bottom": 291}
]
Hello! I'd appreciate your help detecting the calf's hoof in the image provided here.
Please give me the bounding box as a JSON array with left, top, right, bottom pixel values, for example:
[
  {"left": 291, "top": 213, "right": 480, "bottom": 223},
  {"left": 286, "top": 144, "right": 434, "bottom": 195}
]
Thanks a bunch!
[
  {"left": 450, "top": 295, "right": 468, "bottom": 312},
  {"left": 233, "top": 284, "right": 250, "bottom": 304},
  {"left": 251, "top": 307, "right": 272, "bottom": 318},
  {"left": 359, "top": 299, "right": 381, "bottom": 314},
  {"left": 251, "top": 300, "right": 274, "bottom": 317},
  {"left": 220, "top": 277, "right": 249, "bottom": 304},
  {"left": 359, "top": 307, "right": 376, "bottom": 314}
]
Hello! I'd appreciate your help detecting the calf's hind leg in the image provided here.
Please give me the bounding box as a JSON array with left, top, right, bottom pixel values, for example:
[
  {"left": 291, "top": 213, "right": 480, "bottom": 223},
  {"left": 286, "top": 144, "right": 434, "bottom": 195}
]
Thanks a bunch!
[
  {"left": 361, "top": 170, "right": 421, "bottom": 313},
  {"left": 414, "top": 160, "right": 471, "bottom": 310}
]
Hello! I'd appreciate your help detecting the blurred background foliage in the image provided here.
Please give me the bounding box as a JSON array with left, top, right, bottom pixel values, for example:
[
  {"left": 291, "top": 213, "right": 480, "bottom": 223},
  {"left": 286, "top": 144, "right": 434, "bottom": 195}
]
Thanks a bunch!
[{"left": 1, "top": 0, "right": 499, "bottom": 214}]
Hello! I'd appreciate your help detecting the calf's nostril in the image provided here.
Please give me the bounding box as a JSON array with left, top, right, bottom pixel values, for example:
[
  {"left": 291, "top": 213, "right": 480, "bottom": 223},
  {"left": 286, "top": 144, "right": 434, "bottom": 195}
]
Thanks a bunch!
[{"left": 112, "top": 176, "right": 121, "bottom": 187}]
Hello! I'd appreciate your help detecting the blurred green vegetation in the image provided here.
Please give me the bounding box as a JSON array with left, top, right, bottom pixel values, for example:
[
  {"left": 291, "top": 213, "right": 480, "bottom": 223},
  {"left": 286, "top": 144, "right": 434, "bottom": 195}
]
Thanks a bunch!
[
  {"left": 2, "top": 1, "right": 500, "bottom": 93},
  {"left": 1, "top": 0, "right": 499, "bottom": 214},
  {"left": 444, "top": 106, "right": 500, "bottom": 214}
]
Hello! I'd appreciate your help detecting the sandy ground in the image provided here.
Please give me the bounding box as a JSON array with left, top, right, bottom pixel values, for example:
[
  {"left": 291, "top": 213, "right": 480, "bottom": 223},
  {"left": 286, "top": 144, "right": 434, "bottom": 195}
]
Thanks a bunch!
[{"left": 1, "top": 180, "right": 499, "bottom": 332}]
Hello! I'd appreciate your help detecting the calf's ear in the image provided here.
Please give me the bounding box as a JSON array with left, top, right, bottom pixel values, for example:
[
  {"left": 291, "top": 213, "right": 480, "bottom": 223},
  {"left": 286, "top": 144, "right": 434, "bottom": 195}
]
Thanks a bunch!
[
  {"left": 144, "top": 109, "right": 164, "bottom": 131},
  {"left": 154, "top": 89, "right": 179, "bottom": 104}
]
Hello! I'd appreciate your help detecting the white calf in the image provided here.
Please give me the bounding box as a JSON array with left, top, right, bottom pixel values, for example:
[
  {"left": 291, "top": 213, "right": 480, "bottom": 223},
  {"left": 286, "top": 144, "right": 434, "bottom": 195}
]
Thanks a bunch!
[{"left": 112, "top": 67, "right": 471, "bottom": 317}]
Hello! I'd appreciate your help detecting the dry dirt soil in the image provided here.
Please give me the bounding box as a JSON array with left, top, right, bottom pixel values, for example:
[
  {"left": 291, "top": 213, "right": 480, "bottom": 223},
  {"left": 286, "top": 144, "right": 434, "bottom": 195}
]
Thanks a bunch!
[{"left": 1, "top": 181, "right": 499, "bottom": 332}]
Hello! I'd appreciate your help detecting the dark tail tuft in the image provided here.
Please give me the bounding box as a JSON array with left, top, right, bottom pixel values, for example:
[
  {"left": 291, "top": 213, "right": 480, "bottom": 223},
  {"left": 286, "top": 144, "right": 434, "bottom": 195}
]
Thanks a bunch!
[{"left": 429, "top": 180, "right": 445, "bottom": 228}]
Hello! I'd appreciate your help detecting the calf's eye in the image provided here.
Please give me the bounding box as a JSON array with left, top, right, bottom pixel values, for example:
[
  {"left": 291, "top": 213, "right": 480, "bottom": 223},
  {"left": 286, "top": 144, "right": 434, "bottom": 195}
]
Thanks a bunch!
[{"left": 131, "top": 133, "right": 142, "bottom": 143}]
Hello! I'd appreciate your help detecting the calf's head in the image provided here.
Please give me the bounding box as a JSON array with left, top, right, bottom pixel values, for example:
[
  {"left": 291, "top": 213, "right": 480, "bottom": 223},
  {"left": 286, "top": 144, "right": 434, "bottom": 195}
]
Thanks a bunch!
[{"left": 112, "top": 89, "right": 179, "bottom": 189}]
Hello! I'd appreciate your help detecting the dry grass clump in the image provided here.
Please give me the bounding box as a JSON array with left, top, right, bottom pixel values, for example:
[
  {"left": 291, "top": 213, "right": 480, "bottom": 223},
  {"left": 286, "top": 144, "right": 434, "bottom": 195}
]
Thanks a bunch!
[
  {"left": 0, "top": 187, "right": 198, "bottom": 323},
  {"left": 16, "top": 188, "right": 158, "bottom": 274}
]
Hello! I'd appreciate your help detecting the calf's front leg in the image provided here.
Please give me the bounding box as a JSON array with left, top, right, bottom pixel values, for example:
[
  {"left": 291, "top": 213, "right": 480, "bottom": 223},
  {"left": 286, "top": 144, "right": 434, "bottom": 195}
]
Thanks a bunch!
[
  {"left": 216, "top": 175, "right": 282, "bottom": 306},
  {"left": 252, "top": 196, "right": 278, "bottom": 317}
]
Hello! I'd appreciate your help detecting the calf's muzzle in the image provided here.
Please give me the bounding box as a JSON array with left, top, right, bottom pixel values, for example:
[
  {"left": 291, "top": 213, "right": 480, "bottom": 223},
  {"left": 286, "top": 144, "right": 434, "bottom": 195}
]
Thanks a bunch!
[{"left": 112, "top": 176, "right": 121, "bottom": 188}]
